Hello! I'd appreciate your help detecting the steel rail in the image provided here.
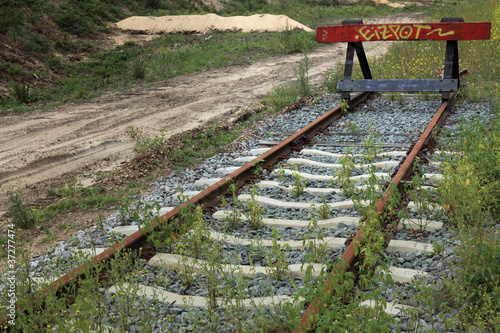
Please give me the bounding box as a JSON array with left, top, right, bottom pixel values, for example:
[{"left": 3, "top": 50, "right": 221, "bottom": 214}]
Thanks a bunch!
[
  {"left": 292, "top": 94, "right": 454, "bottom": 332},
  {"left": 2, "top": 92, "right": 371, "bottom": 327}
]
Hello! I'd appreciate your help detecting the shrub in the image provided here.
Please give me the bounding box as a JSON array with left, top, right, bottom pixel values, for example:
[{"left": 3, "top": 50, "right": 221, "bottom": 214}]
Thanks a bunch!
[
  {"left": 263, "top": 82, "right": 299, "bottom": 112},
  {"left": 295, "top": 51, "right": 311, "bottom": 97},
  {"left": 127, "top": 126, "right": 167, "bottom": 153},
  {"left": 438, "top": 101, "right": 500, "bottom": 225},
  {"left": 274, "top": 27, "right": 315, "bottom": 54},
  {"left": 463, "top": 243, "right": 500, "bottom": 306},
  {"left": 132, "top": 61, "right": 145, "bottom": 80},
  {"left": 145, "top": 0, "right": 162, "bottom": 9},
  {"left": 47, "top": 56, "right": 64, "bottom": 69},
  {"left": 322, "top": 64, "right": 343, "bottom": 92},
  {"left": 8, "top": 82, "right": 31, "bottom": 105},
  {"left": 0, "top": 4, "right": 24, "bottom": 34},
  {"left": 5, "top": 188, "right": 37, "bottom": 229},
  {"left": 54, "top": 6, "right": 93, "bottom": 36},
  {"left": 0, "top": 62, "right": 23, "bottom": 75}
]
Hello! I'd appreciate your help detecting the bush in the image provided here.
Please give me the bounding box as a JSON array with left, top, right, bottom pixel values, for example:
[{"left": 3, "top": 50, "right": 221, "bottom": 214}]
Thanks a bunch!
[
  {"left": 438, "top": 101, "right": 500, "bottom": 225},
  {"left": 47, "top": 57, "right": 64, "bottom": 69},
  {"left": 463, "top": 243, "right": 500, "bottom": 306},
  {"left": 145, "top": 0, "right": 162, "bottom": 9},
  {"left": 132, "top": 61, "right": 145, "bottom": 80},
  {"left": 0, "top": 62, "right": 23, "bottom": 75},
  {"left": 127, "top": 126, "right": 167, "bottom": 153},
  {"left": 264, "top": 82, "right": 299, "bottom": 112},
  {"left": 8, "top": 82, "right": 31, "bottom": 105},
  {"left": 322, "top": 64, "right": 343, "bottom": 92},
  {"left": 273, "top": 28, "right": 315, "bottom": 54},
  {"left": 6, "top": 188, "right": 37, "bottom": 229},
  {"left": 123, "top": 41, "right": 136, "bottom": 47},
  {"left": 54, "top": 6, "right": 93, "bottom": 36},
  {"left": 295, "top": 51, "right": 311, "bottom": 97},
  {"left": 53, "top": 0, "right": 129, "bottom": 36},
  {"left": 0, "top": 4, "right": 24, "bottom": 34}
]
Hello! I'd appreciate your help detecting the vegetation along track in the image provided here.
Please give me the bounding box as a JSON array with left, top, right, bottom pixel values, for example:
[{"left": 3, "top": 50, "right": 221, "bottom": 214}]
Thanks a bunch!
[{"left": 1, "top": 90, "right": 497, "bottom": 332}]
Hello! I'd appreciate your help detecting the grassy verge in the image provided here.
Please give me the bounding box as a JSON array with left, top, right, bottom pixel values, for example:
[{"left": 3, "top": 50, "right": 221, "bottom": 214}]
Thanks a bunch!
[
  {"left": 1, "top": 29, "right": 317, "bottom": 110},
  {"left": 5, "top": 181, "right": 147, "bottom": 228},
  {"left": 431, "top": 98, "right": 500, "bottom": 331}
]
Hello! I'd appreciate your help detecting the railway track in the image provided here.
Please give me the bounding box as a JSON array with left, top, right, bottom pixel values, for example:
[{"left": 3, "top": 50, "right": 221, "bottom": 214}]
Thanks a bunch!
[{"left": 3, "top": 89, "right": 495, "bottom": 332}]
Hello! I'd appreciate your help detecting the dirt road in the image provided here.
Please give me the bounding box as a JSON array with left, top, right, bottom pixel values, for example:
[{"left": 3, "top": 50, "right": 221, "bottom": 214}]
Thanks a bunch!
[{"left": 0, "top": 13, "right": 425, "bottom": 215}]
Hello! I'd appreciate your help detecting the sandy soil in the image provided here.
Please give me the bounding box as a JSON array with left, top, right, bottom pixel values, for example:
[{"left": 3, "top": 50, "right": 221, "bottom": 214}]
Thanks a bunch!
[
  {"left": 116, "top": 13, "right": 313, "bottom": 34},
  {"left": 0, "top": 12, "right": 426, "bottom": 218},
  {"left": 372, "top": 0, "right": 405, "bottom": 8}
]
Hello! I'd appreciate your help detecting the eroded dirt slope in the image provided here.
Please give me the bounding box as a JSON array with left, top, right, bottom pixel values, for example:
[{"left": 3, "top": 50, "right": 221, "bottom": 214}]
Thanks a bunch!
[{"left": 0, "top": 13, "right": 426, "bottom": 215}]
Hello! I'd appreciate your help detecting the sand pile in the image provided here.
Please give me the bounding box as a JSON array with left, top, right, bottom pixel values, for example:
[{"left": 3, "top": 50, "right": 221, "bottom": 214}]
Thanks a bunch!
[
  {"left": 116, "top": 13, "right": 313, "bottom": 34},
  {"left": 372, "top": 0, "right": 405, "bottom": 8}
]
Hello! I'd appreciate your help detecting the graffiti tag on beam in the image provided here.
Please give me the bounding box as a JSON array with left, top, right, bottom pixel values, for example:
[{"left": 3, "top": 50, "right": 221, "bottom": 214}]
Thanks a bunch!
[{"left": 355, "top": 24, "right": 455, "bottom": 41}]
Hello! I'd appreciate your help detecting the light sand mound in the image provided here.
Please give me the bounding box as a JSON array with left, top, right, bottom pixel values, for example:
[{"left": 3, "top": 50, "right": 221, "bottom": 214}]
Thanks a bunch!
[
  {"left": 372, "top": 0, "right": 406, "bottom": 8},
  {"left": 116, "top": 13, "right": 313, "bottom": 34}
]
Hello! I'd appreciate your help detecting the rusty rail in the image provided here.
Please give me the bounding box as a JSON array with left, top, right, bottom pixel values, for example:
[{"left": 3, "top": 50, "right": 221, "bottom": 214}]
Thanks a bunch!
[{"left": 292, "top": 94, "right": 454, "bottom": 332}]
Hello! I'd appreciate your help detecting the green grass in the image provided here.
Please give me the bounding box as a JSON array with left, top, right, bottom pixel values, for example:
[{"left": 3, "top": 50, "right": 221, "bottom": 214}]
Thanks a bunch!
[
  {"left": 168, "top": 125, "right": 240, "bottom": 170},
  {"left": 4, "top": 180, "right": 136, "bottom": 230},
  {"left": 41, "top": 234, "right": 57, "bottom": 243},
  {"left": 143, "top": 30, "right": 317, "bottom": 82},
  {"left": 1, "top": 29, "right": 317, "bottom": 109},
  {"left": 428, "top": 98, "right": 500, "bottom": 332},
  {"left": 213, "top": 0, "right": 425, "bottom": 26},
  {"left": 47, "top": 181, "right": 134, "bottom": 212}
]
